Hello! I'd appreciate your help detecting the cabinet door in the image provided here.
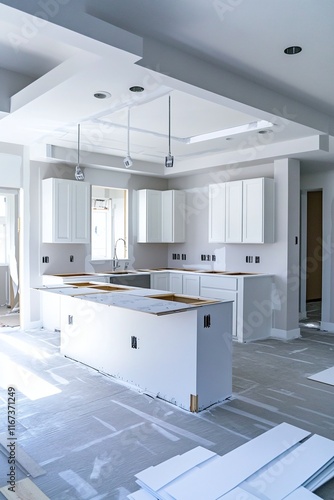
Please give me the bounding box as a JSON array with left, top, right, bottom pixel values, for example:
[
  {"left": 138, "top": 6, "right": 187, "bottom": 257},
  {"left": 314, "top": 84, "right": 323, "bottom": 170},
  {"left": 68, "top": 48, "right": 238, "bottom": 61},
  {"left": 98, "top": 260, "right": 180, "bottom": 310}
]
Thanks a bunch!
[
  {"left": 71, "top": 181, "right": 91, "bottom": 243},
  {"left": 200, "top": 286, "right": 237, "bottom": 337},
  {"left": 242, "top": 178, "right": 264, "bottom": 243},
  {"left": 209, "top": 183, "right": 226, "bottom": 242},
  {"left": 150, "top": 273, "right": 169, "bottom": 291},
  {"left": 225, "top": 181, "right": 243, "bottom": 243},
  {"left": 137, "top": 190, "right": 162, "bottom": 242},
  {"left": 182, "top": 274, "right": 200, "bottom": 296},
  {"left": 169, "top": 273, "right": 183, "bottom": 293},
  {"left": 172, "top": 190, "right": 186, "bottom": 242},
  {"left": 161, "top": 190, "right": 185, "bottom": 243}
]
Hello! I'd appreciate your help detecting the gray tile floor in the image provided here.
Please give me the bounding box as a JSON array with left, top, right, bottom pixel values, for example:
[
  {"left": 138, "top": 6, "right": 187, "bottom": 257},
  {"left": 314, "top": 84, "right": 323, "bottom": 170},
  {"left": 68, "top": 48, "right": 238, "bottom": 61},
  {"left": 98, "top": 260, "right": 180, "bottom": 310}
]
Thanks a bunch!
[{"left": 0, "top": 317, "right": 333, "bottom": 499}]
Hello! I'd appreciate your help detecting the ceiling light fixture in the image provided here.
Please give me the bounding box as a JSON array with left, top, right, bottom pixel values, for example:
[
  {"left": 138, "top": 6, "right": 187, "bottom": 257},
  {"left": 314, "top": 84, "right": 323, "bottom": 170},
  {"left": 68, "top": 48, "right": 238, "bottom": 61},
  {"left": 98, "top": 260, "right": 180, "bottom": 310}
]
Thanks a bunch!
[
  {"left": 94, "top": 91, "right": 111, "bottom": 99},
  {"left": 165, "top": 95, "right": 174, "bottom": 168},
  {"left": 75, "top": 124, "right": 85, "bottom": 181},
  {"left": 129, "top": 86, "right": 144, "bottom": 93},
  {"left": 123, "top": 108, "right": 133, "bottom": 168},
  {"left": 284, "top": 46, "right": 302, "bottom": 55},
  {"left": 186, "top": 120, "right": 274, "bottom": 144}
]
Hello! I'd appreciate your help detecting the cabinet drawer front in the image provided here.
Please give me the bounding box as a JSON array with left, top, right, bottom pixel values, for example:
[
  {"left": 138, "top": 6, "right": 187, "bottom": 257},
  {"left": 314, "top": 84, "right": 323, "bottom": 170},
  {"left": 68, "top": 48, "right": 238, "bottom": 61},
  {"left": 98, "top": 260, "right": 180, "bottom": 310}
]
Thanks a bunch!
[{"left": 200, "top": 275, "right": 238, "bottom": 291}]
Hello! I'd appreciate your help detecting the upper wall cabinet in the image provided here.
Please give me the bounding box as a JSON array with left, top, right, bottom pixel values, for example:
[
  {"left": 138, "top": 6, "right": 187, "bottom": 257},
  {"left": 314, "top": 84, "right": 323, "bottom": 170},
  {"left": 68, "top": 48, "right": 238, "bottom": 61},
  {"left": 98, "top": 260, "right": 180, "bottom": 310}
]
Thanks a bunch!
[
  {"left": 208, "top": 177, "right": 274, "bottom": 244},
  {"left": 42, "top": 178, "right": 91, "bottom": 244},
  {"left": 137, "top": 189, "right": 185, "bottom": 243}
]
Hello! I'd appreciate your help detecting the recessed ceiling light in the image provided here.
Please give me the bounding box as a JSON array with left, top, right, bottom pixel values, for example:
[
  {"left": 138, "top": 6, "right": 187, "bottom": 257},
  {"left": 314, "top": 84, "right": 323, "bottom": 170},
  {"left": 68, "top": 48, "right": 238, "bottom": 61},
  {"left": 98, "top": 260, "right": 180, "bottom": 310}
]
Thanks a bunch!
[
  {"left": 284, "top": 46, "right": 302, "bottom": 55},
  {"left": 129, "top": 86, "right": 144, "bottom": 93},
  {"left": 94, "top": 91, "right": 111, "bottom": 99}
]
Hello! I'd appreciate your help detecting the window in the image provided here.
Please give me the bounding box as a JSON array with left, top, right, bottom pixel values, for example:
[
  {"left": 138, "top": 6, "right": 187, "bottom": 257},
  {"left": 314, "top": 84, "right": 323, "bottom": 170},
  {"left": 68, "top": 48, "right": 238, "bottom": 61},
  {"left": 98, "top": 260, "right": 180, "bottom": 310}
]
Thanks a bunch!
[{"left": 91, "top": 186, "right": 128, "bottom": 261}]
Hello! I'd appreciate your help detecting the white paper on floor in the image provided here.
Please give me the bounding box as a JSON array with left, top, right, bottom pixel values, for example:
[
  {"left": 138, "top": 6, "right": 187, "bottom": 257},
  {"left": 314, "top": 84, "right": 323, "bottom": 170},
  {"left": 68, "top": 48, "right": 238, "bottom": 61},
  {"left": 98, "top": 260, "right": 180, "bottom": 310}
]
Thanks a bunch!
[{"left": 308, "top": 366, "right": 334, "bottom": 386}]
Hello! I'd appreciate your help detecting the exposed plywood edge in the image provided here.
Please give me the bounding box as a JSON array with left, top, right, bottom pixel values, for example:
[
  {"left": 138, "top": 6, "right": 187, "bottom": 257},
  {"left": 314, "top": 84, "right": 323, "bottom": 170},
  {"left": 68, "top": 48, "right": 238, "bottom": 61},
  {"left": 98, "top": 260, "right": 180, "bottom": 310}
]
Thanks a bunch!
[
  {"left": 0, "top": 477, "right": 49, "bottom": 499},
  {"left": 0, "top": 434, "right": 46, "bottom": 478}
]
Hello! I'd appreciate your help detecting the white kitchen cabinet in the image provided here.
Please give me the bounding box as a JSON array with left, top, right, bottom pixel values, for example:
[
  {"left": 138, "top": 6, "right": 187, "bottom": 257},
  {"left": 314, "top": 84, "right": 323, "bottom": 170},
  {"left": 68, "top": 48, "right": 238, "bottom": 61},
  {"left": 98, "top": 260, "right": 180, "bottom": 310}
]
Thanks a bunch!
[
  {"left": 169, "top": 273, "right": 183, "bottom": 293},
  {"left": 162, "top": 190, "right": 185, "bottom": 243},
  {"left": 150, "top": 272, "right": 170, "bottom": 291},
  {"left": 42, "top": 178, "right": 90, "bottom": 243},
  {"left": 208, "top": 183, "right": 226, "bottom": 243},
  {"left": 200, "top": 273, "right": 273, "bottom": 342},
  {"left": 60, "top": 293, "right": 233, "bottom": 412},
  {"left": 200, "top": 275, "right": 238, "bottom": 338},
  {"left": 225, "top": 180, "right": 243, "bottom": 243},
  {"left": 182, "top": 273, "right": 200, "bottom": 296},
  {"left": 137, "top": 189, "right": 185, "bottom": 243},
  {"left": 209, "top": 177, "right": 274, "bottom": 244},
  {"left": 137, "top": 189, "right": 162, "bottom": 243},
  {"left": 242, "top": 177, "right": 275, "bottom": 243}
]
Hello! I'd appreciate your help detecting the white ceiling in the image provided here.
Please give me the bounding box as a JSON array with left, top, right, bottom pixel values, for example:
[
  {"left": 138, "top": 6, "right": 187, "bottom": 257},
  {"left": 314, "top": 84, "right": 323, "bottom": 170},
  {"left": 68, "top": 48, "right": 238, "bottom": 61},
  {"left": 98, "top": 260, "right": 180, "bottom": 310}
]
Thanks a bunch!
[{"left": 0, "top": 0, "right": 333, "bottom": 177}]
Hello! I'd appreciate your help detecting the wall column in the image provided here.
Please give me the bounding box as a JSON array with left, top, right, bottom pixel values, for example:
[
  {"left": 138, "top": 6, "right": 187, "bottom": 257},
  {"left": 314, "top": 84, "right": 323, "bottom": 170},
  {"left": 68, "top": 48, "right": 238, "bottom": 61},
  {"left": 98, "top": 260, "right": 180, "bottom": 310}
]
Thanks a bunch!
[{"left": 272, "top": 158, "right": 300, "bottom": 340}]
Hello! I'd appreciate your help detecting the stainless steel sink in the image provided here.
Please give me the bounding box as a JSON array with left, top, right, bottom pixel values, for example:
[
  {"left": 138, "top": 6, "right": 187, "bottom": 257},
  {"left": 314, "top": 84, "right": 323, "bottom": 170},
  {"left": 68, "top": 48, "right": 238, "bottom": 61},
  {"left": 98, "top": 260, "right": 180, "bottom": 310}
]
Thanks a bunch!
[{"left": 102, "top": 271, "right": 138, "bottom": 275}]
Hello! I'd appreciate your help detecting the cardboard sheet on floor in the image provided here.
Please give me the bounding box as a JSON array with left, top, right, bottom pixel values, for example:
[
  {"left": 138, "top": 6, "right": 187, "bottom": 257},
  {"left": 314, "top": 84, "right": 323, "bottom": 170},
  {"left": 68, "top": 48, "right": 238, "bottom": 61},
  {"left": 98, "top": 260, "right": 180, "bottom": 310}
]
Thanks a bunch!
[
  {"left": 135, "top": 446, "right": 217, "bottom": 492},
  {"left": 161, "top": 423, "right": 310, "bottom": 500},
  {"left": 0, "top": 477, "right": 49, "bottom": 499},
  {"left": 308, "top": 366, "right": 334, "bottom": 386},
  {"left": 283, "top": 487, "right": 321, "bottom": 499},
  {"left": 244, "top": 434, "right": 334, "bottom": 499},
  {"left": 0, "top": 433, "right": 46, "bottom": 478},
  {"left": 128, "top": 490, "right": 157, "bottom": 500},
  {"left": 217, "top": 486, "right": 260, "bottom": 499}
]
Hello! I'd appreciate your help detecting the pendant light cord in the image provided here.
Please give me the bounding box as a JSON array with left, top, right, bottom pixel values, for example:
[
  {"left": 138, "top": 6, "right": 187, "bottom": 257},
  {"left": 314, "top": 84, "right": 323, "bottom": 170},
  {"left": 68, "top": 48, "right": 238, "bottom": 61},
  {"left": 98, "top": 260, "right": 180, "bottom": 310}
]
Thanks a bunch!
[
  {"left": 168, "top": 95, "right": 171, "bottom": 155},
  {"left": 77, "top": 123, "right": 80, "bottom": 166},
  {"left": 127, "top": 108, "right": 130, "bottom": 156}
]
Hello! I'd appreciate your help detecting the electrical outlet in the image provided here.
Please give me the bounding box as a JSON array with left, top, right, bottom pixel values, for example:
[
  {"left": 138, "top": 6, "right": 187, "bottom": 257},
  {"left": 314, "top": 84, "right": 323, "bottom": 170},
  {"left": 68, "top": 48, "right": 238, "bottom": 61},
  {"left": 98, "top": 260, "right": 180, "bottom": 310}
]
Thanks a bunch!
[
  {"left": 131, "top": 336, "right": 138, "bottom": 349},
  {"left": 212, "top": 255, "right": 216, "bottom": 262},
  {"left": 182, "top": 254, "right": 186, "bottom": 260},
  {"left": 249, "top": 256, "right": 253, "bottom": 263},
  {"left": 172, "top": 253, "right": 176, "bottom": 260},
  {"left": 70, "top": 255, "right": 74, "bottom": 262},
  {"left": 246, "top": 256, "right": 249, "bottom": 263},
  {"left": 176, "top": 254, "right": 180, "bottom": 260},
  {"left": 255, "top": 256, "right": 260, "bottom": 263},
  {"left": 203, "top": 255, "right": 206, "bottom": 261}
]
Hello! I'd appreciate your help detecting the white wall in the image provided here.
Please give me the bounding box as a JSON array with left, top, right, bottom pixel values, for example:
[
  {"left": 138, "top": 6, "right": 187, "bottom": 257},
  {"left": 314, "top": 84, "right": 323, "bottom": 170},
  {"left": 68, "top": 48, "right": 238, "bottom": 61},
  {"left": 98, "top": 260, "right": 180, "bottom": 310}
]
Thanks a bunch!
[{"left": 0, "top": 144, "right": 23, "bottom": 188}]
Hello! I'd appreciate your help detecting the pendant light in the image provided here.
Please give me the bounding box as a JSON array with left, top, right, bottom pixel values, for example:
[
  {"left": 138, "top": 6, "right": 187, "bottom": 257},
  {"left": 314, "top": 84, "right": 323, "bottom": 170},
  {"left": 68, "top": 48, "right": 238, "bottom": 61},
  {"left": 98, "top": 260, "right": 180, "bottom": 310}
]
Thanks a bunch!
[
  {"left": 75, "top": 123, "right": 85, "bottom": 181},
  {"left": 165, "top": 95, "right": 174, "bottom": 168},
  {"left": 123, "top": 107, "right": 133, "bottom": 168}
]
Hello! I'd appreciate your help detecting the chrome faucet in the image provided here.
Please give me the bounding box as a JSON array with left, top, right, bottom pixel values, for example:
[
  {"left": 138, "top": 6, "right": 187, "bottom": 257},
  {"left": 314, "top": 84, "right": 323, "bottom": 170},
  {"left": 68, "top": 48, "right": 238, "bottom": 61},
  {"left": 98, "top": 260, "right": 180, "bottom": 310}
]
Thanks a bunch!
[{"left": 112, "top": 238, "right": 126, "bottom": 271}]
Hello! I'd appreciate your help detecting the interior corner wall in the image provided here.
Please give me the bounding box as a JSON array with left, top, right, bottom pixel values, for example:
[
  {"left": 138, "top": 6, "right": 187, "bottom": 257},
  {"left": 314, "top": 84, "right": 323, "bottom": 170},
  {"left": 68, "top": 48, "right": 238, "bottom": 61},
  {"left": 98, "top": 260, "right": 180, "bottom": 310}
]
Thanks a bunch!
[{"left": 301, "top": 167, "right": 334, "bottom": 332}]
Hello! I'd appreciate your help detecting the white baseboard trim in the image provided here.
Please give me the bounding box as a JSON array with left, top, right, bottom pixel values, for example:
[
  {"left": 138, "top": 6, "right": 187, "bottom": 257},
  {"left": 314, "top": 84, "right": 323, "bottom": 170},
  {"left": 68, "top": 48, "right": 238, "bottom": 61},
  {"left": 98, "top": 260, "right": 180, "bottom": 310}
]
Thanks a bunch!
[
  {"left": 22, "top": 320, "right": 43, "bottom": 331},
  {"left": 320, "top": 322, "right": 334, "bottom": 333},
  {"left": 271, "top": 328, "right": 301, "bottom": 341}
]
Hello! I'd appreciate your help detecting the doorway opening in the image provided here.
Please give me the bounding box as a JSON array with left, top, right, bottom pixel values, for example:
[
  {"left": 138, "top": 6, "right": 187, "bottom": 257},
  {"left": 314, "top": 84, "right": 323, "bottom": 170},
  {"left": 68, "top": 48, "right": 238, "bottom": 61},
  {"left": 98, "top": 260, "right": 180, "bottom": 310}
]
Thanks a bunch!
[
  {"left": 300, "top": 190, "right": 322, "bottom": 329},
  {"left": 0, "top": 189, "right": 20, "bottom": 330}
]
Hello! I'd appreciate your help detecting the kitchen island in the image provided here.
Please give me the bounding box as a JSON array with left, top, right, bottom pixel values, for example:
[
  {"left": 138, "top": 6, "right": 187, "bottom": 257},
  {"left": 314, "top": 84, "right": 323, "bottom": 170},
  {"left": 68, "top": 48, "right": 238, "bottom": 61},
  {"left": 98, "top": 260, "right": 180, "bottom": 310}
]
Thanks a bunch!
[{"left": 58, "top": 288, "right": 233, "bottom": 412}]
